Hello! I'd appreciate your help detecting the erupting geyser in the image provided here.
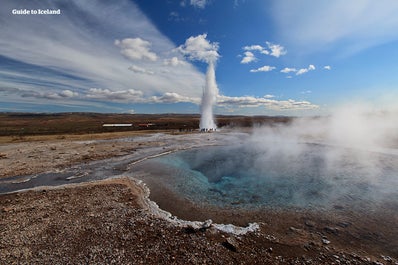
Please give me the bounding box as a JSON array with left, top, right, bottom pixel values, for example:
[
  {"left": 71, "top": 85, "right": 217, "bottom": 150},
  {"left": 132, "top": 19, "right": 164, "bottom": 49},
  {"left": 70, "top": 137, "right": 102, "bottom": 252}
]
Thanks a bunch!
[
  {"left": 200, "top": 61, "right": 218, "bottom": 130},
  {"left": 178, "top": 33, "right": 220, "bottom": 131}
]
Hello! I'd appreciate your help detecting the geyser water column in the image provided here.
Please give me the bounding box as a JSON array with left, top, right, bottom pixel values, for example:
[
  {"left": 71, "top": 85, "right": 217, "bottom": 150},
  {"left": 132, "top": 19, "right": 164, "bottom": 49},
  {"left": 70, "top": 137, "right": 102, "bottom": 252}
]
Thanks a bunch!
[
  {"left": 200, "top": 61, "right": 218, "bottom": 130},
  {"left": 178, "top": 34, "right": 220, "bottom": 130}
]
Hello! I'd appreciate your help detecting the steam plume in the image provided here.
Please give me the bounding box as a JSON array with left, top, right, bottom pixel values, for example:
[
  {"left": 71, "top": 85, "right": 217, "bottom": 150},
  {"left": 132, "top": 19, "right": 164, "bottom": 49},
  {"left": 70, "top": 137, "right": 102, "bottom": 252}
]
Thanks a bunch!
[
  {"left": 200, "top": 61, "right": 218, "bottom": 129},
  {"left": 189, "top": 104, "right": 398, "bottom": 208},
  {"left": 178, "top": 34, "right": 219, "bottom": 130}
]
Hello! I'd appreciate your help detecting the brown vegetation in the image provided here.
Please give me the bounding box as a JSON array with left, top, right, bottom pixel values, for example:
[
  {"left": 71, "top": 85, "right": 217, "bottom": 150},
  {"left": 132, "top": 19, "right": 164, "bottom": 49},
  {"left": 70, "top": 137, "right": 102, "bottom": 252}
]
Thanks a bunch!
[{"left": 0, "top": 112, "right": 292, "bottom": 136}]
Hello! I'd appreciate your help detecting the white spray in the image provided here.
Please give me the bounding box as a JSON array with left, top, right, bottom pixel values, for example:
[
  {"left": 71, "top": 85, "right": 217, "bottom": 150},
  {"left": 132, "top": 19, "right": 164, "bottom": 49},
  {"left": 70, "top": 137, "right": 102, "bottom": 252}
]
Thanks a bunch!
[
  {"left": 200, "top": 61, "right": 218, "bottom": 130},
  {"left": 178, "top": 34, "right": 219, "bottom": 130}
]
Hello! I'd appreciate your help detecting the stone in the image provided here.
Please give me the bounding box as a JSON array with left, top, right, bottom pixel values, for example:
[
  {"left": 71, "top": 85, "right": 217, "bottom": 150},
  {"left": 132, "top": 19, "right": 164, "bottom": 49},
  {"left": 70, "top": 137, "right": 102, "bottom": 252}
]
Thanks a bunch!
[
  {"left": 322, "top": 239, "right": 331, "bottom": 245},
  {"left": 305, "top": 220, "right": 315, "bottom": 227},
  {"left": 290, "top": 226, "right": 300, "bottom": 232},
  {"left": 201, "top": 219, "right": 213, "bottom": 230},
  {"left": 2, "top": 207, "right": 13, "bottom": 213},
  {"left": 304, "top": 242, "right": 315, "bottom": 250},
  {"left": 222, "top": 237, "right": 239, "bottom": 252},
  {"left": 289, "top": 226, "right": 305, "bottom": 235},
  {"left": 324, "top": 226, "right": 339, "bottom": 235},
  {"left": 337, "top": 222, "right": 351, "bottom": 228},
  {"left": 381, "top": 255, "right": 392, "bottom": 262}
]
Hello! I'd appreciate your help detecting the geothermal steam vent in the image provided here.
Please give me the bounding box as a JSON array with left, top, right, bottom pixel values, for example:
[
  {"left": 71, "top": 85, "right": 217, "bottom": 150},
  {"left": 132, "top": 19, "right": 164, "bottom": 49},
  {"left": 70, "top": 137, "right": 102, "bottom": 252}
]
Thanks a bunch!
[
  {"left": 178, "top": 34, "right": 219, "bottom": 130},
  {"left": 200, "top": 61, "right": 218, "bottom": 130}
]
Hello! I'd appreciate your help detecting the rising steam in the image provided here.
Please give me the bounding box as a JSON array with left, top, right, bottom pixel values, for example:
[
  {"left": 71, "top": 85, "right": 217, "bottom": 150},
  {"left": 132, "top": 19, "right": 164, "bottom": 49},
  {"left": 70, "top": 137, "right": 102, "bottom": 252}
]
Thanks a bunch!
[
  {"left": 200, "top": 61, "right": 218, "bottom": 129},
  {"left": 177, "top": 103, "right": 398, "bottom": 209},
  {"left": 245, "top": 104, "right": 398, "bottom": 204},
  {"left": 178, "top": 34, "right": 219, "bottom": 130}
]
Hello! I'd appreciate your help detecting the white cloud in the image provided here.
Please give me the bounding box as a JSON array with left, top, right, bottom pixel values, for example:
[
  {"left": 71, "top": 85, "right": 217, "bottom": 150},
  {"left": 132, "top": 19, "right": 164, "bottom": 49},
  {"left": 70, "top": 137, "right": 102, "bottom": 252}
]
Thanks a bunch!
[
  {"left": 35, "top": 91, "right": 75, "bottom": 100},
  {"left": 217, "top": 95, "right": 319, "bottom": 110},
  {"left": 1, "top": 85, "right": 319, "bottom": 112},
  {"left": 324, "top": 65, "right": 332, "bottom": 70},
  {"left": 150, "top": 92, "right": 200, "bottom": 104},
  {"left": 280, "top": 67, "right": 297, "bottom": 73},
  {"left": 86, "top": 88, "right": 200, "bottom": 105},
  {"left": 244, "top": 45, "right": 267, "bottom": 53},
  {"left": 128, "top": 65, "right": 155, "bottom": 75},
  {"left": 241, "top": 42, "right": 286, "bottom": 64},
  {"left": 3, "top": 87, "right": 80, "bottom": 100},
  {"left": 178, "top": 33, "right": 219, "bottom": 63},
  {"left": 240, "top": 51, "right": 257, "bottom": 64},
  {"left": 243, "top": 44, "right": 270, "bottom": 55},
  {"left": 115, "top": 38, "right": 158, "bottom": 61},
  {"left": 250, "top": 65, "right": 276, "bottom": 73},
  {"left": 190, "top": 0, "right": 208, "bottom": 9},
  {"left": 266, "top": 41, "right": 287, "bottom": 57},
  {"left": 163, "top": 57, "right": 187, "bottom": 66},
  {"left": 271, "top": 1, "right": 398, "bottom": 54},
  {"left": 296, "top": 64, "right": 316, "bottom": 75},
  {"left": 0, "top": 0, "right": 206, "bottom": 109},
  {"left": 300, "top": 90, "right": 312, "bottom": 94},
  {"left": 60, "top": 90, "right": 79, "bottom": 98},
  {"left": 296, "top": 69, "right": 308, "bottom": 75},
  {"left": 281, "top": 65, "right": 316, "bottom": 76},
  {"left": 86, "top": 88, "right": 145, "bottom": 102}
]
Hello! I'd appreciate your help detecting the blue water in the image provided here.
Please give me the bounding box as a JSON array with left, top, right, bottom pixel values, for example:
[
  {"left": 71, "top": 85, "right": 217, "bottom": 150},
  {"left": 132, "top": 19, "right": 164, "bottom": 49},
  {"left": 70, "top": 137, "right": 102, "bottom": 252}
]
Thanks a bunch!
[{"left": 139, "top": 143, "right": 398, "bottom": 210}]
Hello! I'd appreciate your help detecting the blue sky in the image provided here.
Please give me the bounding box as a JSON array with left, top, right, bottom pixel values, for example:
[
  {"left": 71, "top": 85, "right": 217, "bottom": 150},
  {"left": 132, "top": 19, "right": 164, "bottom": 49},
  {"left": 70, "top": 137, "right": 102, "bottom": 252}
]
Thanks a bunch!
[{"left": 1, "top": 0, "right": 398, "bottom": 115}]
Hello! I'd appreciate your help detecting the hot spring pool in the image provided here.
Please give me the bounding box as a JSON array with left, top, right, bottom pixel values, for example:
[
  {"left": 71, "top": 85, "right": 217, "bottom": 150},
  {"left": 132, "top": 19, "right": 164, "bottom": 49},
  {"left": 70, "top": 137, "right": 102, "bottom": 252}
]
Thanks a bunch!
[{"left": 133, "top": 142, "right": 398, "bottom": 211}]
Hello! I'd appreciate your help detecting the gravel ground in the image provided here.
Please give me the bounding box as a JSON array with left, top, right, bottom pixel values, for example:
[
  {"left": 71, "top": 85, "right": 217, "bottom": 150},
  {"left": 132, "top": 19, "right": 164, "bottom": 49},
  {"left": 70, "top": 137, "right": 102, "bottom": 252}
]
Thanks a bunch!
[{"left": 1, "top": 178, "right": 396, "bottom": 264}]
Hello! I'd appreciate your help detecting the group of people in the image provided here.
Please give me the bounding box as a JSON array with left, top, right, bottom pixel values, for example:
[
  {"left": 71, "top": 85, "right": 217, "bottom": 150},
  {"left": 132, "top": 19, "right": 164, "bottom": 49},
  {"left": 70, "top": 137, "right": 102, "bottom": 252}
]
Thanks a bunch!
[{"left": 200, "top": 128, "right": 216, "bottom": 132}]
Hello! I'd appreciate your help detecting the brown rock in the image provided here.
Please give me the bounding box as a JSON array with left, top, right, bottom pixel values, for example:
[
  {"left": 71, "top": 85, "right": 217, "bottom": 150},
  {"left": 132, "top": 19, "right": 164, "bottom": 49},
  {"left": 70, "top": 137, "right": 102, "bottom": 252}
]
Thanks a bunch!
[
  {"left": 222, "top": 237, "right": 239, "bottom": 252},
  {"left": 2, "top": 207, "right": 13, "bottom": 213}
]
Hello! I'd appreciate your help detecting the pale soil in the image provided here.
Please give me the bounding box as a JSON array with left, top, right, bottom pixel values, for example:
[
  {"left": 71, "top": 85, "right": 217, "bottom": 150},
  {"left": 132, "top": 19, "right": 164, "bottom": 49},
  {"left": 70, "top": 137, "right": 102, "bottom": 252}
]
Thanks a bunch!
[{"left": 0, "top": 130, "right": 178, "bottom": 179}]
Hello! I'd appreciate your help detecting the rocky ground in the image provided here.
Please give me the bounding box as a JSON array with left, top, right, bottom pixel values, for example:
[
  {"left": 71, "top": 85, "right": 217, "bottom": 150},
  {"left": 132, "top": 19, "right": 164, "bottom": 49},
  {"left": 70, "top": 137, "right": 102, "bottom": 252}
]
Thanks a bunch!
[
  {"left": 0, "top": 131, "right": 397, "bottom": 264},
  {"left": 1, "top": 177, "right": 395, "bottom": 265}
]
